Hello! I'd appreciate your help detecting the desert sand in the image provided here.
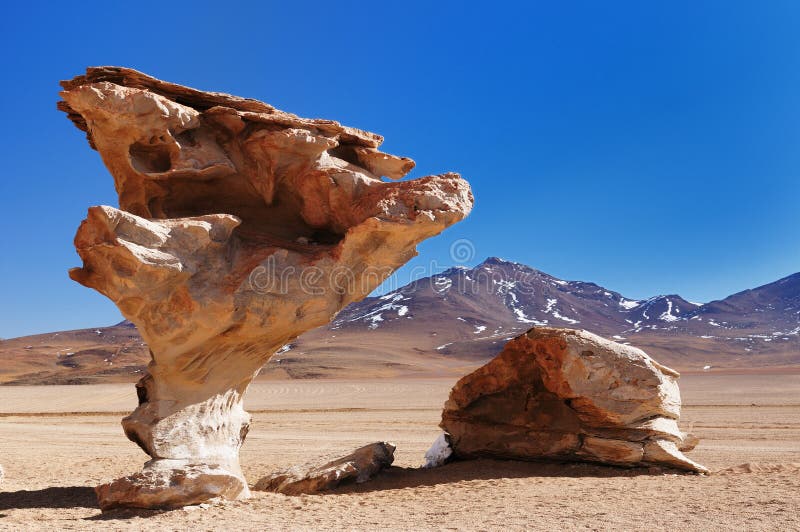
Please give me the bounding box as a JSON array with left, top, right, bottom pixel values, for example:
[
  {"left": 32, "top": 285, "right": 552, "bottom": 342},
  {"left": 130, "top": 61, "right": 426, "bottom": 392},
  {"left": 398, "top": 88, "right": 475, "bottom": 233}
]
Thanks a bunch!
[{"left": 0, "top": 373, "right": 799, "bottom": 530}]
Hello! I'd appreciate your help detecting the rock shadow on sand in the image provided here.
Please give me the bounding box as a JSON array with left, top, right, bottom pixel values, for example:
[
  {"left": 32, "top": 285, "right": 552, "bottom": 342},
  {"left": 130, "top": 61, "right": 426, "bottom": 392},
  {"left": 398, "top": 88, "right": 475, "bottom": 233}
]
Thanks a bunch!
[
  {"left": 0, "top": 486, "right": 96, "bottom": 510},
  {"left": 0, "top": 486, "right": 168, "bottom": 521},
  {"left": 329, "top": 458, "right": 694, "bottom": 495}
]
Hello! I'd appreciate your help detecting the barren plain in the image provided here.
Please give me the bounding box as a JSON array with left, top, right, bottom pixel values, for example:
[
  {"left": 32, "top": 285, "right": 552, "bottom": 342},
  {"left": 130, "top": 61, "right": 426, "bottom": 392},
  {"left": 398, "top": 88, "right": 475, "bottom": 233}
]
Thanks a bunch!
[{"left": 0, "top": 373, "right": 798, "bottom": 531}]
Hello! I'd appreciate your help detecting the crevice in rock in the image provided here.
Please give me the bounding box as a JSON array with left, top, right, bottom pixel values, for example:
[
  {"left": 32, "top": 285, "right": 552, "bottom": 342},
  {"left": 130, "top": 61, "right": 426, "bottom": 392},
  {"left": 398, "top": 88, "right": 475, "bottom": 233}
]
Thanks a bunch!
[{"left": 129, "top": 141, "right": 173, "bottom": 174}]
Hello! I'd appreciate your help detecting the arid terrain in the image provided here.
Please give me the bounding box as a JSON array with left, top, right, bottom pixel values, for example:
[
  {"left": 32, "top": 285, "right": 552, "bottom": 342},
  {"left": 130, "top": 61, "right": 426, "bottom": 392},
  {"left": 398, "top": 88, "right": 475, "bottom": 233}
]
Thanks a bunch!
[
  {"left": 0, "top": 372, "right": 798, "bottom": 530},
  {"left": 2, "top": 258, "right": 797, "bottom": 386}
]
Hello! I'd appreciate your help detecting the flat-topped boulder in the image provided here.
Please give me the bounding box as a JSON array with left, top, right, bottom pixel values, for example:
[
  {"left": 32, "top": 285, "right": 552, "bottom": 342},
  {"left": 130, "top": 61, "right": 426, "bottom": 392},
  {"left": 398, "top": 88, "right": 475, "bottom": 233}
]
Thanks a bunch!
[
  {"left": 439, "top": 327, "right": 707, "bottom": 473},
  {"left": 60, "top": 66, "right": 472, "bottom": 510}
]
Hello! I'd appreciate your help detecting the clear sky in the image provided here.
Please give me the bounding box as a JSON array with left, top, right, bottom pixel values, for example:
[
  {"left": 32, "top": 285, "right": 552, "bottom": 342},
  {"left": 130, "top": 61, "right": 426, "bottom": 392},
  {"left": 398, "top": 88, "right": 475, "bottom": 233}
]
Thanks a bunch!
[{"left": 1, "top": 1, "right": 799, "bottom": 338}]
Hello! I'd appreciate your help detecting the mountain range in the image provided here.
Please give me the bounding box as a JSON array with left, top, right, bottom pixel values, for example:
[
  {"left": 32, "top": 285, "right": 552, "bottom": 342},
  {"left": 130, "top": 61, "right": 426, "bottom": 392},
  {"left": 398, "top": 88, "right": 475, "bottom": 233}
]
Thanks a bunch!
[{"left": 1, "top": 257, "right": 798, "bottom": 384}]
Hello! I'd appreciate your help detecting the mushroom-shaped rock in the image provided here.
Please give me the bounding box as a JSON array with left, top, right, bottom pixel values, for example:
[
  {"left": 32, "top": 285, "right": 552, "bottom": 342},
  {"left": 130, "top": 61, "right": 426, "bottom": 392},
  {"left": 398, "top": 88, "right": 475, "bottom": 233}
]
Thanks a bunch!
[
  {"left": 59, "top": 67, "right": 473, "bottom": 510},
  {"left": 254, "top": 442, "right": 396, "bottom": 495},
  {"left": 440, "top": 327, "right": 707, "bottom": 473}
]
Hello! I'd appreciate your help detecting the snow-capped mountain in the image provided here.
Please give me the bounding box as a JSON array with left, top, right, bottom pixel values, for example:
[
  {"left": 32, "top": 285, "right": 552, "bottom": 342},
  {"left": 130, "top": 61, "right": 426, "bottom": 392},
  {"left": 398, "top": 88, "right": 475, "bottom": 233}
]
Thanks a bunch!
[
  {"left": 318, "top": 257, "right": 800, "bottom": 368},
  {"left": 331, "top": 258, "right": 712, "bottom": 335},
  {"left": 696, "top": 272, "right": 800, "bottom": 333},
  {"left": 335, "top": 257, "right": 637, "bottom": 334},
  {"left": 2, "top": 259, "right": 798, "bottom": 384},
  {"left": 623, "top": 295, "right": 701, "bottom": 328}
]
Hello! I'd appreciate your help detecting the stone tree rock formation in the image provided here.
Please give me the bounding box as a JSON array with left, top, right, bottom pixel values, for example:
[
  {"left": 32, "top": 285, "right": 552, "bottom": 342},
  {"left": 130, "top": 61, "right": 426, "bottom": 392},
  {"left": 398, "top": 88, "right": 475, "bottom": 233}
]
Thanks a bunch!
[
  {"left": 440, "top": 328, "right": 707, "bottom": 473},
  {"left": 59, "top": 67, "right": 473, "bottom": 510}
]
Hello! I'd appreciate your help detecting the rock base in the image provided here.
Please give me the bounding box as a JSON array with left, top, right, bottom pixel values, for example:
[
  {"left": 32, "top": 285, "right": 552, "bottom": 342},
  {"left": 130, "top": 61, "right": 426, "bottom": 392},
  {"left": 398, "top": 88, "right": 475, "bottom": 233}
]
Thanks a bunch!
[
  {"left": 254, "top": 442, "right": 395, "bottom": 495},
  {"left": 95, "top": 459, "right": 249, "bottom": 511}
]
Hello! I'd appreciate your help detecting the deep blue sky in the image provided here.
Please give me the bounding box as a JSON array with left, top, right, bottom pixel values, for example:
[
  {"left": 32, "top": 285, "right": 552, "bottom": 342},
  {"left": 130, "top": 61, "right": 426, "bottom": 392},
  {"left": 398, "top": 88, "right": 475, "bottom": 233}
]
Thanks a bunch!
[{"left": 1, "top": 1, "right": 799, "bottom": 337}]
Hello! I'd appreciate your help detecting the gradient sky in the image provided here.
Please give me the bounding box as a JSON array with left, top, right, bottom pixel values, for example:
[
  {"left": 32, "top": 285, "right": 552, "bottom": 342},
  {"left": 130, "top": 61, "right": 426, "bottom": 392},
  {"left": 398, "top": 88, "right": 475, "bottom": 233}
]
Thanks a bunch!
[{"left": 1, "top": 1, "right": 799, "bottom": 337}]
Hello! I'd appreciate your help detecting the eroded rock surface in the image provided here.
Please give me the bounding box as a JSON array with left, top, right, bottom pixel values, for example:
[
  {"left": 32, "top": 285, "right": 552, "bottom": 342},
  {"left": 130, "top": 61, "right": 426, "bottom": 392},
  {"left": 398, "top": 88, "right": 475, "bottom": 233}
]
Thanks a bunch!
[
  {"left": 254, "top": 442, "right": 395, "bottom": 495},
  {"left": 440, "top": 327, "right": 707, "bottom": 473},
  {"left": 60, "top": 66, "right": 472, "bottom": 509},
  {"left": 95, "top": 460, "right": 244, "bottom": 511}
]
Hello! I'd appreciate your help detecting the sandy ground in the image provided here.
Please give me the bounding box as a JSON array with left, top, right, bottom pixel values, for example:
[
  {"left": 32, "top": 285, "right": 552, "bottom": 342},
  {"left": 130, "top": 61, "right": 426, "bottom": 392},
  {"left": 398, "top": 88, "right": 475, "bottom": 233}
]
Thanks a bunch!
[{"left": 0, "top": 374, "right": 799, "bottom": 531}]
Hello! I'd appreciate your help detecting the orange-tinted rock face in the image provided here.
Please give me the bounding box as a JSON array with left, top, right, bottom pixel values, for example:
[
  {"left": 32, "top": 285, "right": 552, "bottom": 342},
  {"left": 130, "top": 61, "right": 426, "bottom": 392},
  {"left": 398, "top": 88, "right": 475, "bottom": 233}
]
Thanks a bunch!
[
  {"left": 440, "top": 328, "right": 707, "bottom": 473},
  {"left": 60, "top": 67, "right": 473, "bottom": 509}
]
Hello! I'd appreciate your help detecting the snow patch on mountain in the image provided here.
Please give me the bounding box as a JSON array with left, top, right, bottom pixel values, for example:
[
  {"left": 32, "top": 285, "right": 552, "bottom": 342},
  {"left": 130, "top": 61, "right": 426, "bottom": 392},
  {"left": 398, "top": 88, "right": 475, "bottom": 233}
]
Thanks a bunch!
[
  {"left": 542, "top": 297, "right": 580, "bottom": 324},
  {"left": 506, "top": 291, "right": 548, "bottom": 325},
  {"left": 346, "top": 293, "right": 410, "bottom": 329},
  {"left": 659, "top": 299, "right": 680, "bottom": 322},
  {"left": 434, "top": 277, "right": 452, "bottom": 293},
  {"left": 493, "top": 279, "right": 517, "bottom": 292},
  {"left": 552, "top": 309, "right": 580, "bottom": 324},
  {"left": 619, "top": 298, "right": 640, "bottom": 309}
]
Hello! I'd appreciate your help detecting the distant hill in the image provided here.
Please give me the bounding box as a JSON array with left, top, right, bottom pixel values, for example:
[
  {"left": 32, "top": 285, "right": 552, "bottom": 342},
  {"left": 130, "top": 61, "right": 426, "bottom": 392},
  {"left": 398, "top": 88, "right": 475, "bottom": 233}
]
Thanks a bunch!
[{"left": 1, "top": 258, "right": 798, "bottom": 384}]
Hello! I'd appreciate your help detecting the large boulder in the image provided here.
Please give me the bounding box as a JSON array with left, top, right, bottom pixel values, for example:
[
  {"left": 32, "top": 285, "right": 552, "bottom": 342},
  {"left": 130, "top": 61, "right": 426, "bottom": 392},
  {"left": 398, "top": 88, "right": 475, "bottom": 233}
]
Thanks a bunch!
[
  {"left": 254, "top": 442, "right": 395, "bottom": 495},
  {"left": 440, "top": 327, "right": 707, "bottom": 473},
  {"left": 59, "top": 67, "right": 472, "bottom": 510}
]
